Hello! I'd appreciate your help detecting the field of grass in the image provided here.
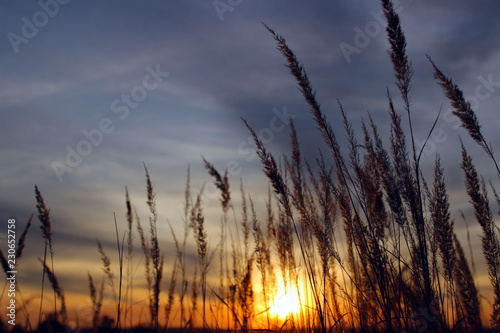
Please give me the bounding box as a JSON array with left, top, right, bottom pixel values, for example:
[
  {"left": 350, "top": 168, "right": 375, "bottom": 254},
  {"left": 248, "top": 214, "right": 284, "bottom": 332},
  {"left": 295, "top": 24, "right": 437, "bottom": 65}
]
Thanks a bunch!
[{"left": 1, "top": 1, "right": 499, "bottom": 332}]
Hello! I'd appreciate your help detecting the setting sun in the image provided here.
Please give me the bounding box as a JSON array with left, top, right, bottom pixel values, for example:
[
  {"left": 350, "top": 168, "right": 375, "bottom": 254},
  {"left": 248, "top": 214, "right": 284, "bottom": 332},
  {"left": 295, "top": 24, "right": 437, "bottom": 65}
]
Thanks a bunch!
[{"left": 269, "top": 283, "right": 302, "bottom": 318}]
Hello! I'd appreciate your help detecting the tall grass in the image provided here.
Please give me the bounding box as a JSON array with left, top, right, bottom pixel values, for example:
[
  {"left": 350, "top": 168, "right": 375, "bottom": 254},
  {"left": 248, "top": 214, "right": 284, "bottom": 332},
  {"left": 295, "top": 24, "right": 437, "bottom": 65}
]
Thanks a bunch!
[
  {"left": 144, "top": 163, "right": 164, "bottom": 332},
  {"left": 428, "top": 56, "right": 500, "bottom": 180},
  {"left": 461, "top": 144, "right": 500, "bottom": 329},
  {"left": 87, "top": 273, "right": 104, "bottom": 333},
  {"left": 190, "top": 186, "right": 213, "bottom": 332},
  {"left": 124, "top": 187, "right": 134, "bottom": 328},
  {"left": 37, "top": 259, "right": 67, "bottom": 327},
  {"left": 35, "top": 185, "right": 65, "bottom": 330},
  {"left": 12, "top": 1, "right": 500, "bottom": 332}
]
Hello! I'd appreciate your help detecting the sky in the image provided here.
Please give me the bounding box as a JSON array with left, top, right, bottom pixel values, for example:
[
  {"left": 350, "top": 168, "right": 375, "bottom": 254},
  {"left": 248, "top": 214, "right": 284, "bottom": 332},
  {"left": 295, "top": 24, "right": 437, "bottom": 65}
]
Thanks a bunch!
[{"left": 1, "top": 0, "right": 500, "bottom": 328}]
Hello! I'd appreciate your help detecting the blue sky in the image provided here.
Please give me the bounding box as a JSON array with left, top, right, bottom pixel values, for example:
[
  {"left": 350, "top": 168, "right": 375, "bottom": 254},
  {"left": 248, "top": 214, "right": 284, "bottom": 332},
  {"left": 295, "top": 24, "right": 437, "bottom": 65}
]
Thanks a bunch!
[{"left": 1, "top": 0, "right": 500, "bottom": 322}]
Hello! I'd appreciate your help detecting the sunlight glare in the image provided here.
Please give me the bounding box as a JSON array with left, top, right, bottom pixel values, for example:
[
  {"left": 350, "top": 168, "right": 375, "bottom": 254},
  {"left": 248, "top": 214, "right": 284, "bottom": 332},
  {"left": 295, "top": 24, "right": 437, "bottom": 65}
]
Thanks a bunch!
[{"left": 269, "top": 283, "right": 301, "bottom": 318}]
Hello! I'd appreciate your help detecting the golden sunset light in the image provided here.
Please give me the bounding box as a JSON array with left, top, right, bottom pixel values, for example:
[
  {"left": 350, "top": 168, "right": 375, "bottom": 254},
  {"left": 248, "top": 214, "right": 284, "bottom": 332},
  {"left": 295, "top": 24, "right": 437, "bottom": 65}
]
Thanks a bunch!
[
  {"left": 2, "top": 0, "right": 500, "bottom": 332},
  {"left": 268, "top": 282, "right": 302, "bottom": 319}
]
